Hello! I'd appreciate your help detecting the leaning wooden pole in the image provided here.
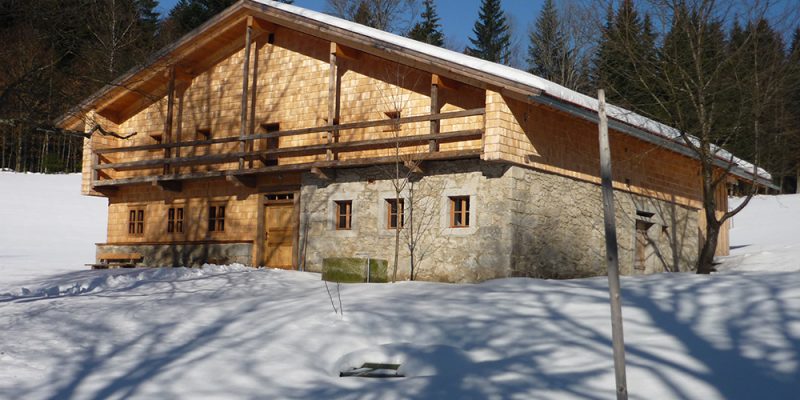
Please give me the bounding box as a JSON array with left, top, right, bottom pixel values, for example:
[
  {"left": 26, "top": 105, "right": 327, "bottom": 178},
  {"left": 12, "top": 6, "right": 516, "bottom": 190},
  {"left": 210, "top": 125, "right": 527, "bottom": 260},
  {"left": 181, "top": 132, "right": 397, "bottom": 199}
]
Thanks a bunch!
[
  {"left": 597, "top": 89, "right": 628, "bottom": 400},
  {"left": 239, "top": 17, "right": 253, "bottom": 170}
]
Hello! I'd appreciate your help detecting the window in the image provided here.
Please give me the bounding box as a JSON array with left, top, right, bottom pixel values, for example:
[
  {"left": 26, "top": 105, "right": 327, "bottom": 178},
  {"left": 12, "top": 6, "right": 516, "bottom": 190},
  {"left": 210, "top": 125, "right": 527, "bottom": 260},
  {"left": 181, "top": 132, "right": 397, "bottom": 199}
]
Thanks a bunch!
[
  {"left": 449, "top": 196, "right": 470, "bottom": 228},
  {"left": 386, "top": 198, "right": 404, "bottom": 229},
  {"left": 167, "top": 207, "right": 184, "bottom": 234},
  {"left": 209, "top": 205, "right": 225, "bottom": 232},
  {"left": 128, "top": 209, "right": 145, "bottom": 236},
  {"left": 261, "top": 123, "right": 280, "bottom": 166},
  {"left": 335, "top": 200, "right": 352, "bottom": 230}
]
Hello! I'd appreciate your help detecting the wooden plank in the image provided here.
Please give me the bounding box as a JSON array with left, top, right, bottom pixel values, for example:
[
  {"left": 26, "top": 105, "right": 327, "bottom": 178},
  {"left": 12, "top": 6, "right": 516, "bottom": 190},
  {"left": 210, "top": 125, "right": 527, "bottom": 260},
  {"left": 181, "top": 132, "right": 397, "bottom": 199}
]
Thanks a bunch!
[
  {"left": 430, "top": 74, "right": 440, "bottom": 152},
  {"left": 328, "top": 42, "right": 339, "bottom": 161},
  {"left": 239, "top": 17, "right": 253, "bottom": 170},
  {"left": 93, "top": 149, "right": 480, "bottom": 187},
  {"left": 95, "top": 129, "right": 481, "bottom": 171},
  {"left": 226, "top": 174, "right": 257, "bottom": 188},
  {"left": 94, "top": 108, "right": 485, "bottom": 154},
  {"left": 164, "top": 65, "right": 176, "bottom": 174},
  {"left": 310, "top": 167, "right": 335, "bottom": 181}
]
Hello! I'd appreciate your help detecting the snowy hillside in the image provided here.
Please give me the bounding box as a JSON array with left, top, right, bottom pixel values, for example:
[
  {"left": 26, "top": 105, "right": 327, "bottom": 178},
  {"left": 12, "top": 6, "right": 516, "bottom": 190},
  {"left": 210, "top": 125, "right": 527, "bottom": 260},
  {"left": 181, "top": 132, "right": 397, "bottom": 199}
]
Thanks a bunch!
[
  {"left": 0, "top": 173, "right": 107, "bottom": 285},
  {"left": 0, "top": 173, "right": 798, "bottom": 399}
]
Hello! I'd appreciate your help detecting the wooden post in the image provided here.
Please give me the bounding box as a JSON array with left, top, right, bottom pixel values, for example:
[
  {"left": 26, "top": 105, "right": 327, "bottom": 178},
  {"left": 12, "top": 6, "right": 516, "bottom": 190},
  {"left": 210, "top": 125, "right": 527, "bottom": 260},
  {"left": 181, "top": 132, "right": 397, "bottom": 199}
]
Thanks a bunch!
[
  {"left": 239, "top": 17, "right": 254, "bottom": 170},
  {"left": 429, "top": 74, "right": 440, "bottom": 152},
  {"left": 164, "top": 65, "right": 176, "bottom": 174},
  {"left": 91, "top": 150, "right": 99, "bottom": 184},
  {"left": 327, "top": 42, "right": 339, "bottom": 161},
  {"left": 597, "top": 89, "right": 628, "bottom": 400},
  {"left": 174, "top": 86, "right": 185, "bottom": 160},
  {"left": 248, "top": 37, "right": 263, "bottom": 168}
]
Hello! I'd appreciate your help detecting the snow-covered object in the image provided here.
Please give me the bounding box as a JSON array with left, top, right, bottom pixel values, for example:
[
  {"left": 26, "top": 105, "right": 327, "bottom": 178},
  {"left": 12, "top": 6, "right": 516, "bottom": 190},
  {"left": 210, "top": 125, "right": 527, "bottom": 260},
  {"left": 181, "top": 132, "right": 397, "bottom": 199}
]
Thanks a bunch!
[{"left": 253, "top": 0, "right": 770, "bottom": 181}]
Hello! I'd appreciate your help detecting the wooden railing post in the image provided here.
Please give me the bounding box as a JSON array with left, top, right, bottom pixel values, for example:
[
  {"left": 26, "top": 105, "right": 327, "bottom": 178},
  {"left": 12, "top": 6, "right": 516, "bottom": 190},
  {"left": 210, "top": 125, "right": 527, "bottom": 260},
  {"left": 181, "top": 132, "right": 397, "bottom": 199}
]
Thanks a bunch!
[
  {"left": 239, "top": 16, "right": 254, "bottom": 169},
  {"left": 91, "top": 149, "right": 99, "bottom": 184},
  {"left": 430, "top": 74, "right": 441, "bottom": 152},
  {"left": 164, "top": 65, "right": 176, "bottom": 174},
  {"left": 328, "top": 42, "right": 340, "bottom": 161}
]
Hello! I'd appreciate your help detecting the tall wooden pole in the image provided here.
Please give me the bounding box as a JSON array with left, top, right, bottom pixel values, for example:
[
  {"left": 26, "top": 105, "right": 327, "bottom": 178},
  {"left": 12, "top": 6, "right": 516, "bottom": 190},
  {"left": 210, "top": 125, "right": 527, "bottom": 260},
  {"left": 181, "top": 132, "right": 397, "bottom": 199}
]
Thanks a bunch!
[
  {"left": 598, "top": 89, "right": 628, "bottom": 400},
  {"left": 429, "top": 74, "right": 440, "bottom": 152},
  {"left": 327, "top": 42, "right": 339, "bottom": 161},
  {"left": 164, "top": 65, "right": 176, "bottom": 174},
  {"left": 239, "top": 17, "right": 253, "bottom": 170}
]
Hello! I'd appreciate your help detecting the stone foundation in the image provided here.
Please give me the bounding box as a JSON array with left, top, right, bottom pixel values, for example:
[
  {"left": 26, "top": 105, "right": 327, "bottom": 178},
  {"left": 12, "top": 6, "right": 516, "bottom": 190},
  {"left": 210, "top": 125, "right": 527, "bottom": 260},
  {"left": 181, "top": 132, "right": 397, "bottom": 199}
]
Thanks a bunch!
[{"left": 299, "top": 159, "right": 699, "bottom": 282}]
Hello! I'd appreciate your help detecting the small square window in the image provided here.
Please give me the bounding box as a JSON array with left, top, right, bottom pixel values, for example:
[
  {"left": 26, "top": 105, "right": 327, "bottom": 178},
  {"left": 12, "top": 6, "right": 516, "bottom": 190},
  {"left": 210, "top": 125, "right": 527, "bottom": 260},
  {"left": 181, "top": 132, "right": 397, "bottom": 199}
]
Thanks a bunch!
[
  {"left": 449, "top": 196, "right": 470, "bottom": 228},
  {"left": 128, "top": 209, "right": 145, "bottom": 236},
  {"left": 386, "top": 198, "right": 404, "bottom": 229},
  {"left": 209, "top": 205, "right": 225, "bottom": 232},
  {"left": 167, "top": 207, "right": 184, "bottom": 234},
  {"left": 335, "top": 200, "right": 352, "bottom": 230}
]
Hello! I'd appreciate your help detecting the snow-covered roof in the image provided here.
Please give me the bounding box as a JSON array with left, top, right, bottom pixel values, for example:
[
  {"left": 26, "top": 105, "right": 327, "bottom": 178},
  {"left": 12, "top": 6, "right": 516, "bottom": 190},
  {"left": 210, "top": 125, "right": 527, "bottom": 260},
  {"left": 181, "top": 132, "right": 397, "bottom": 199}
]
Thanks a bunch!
[{"left": 254, "top": 0, "right": 771, "bottom": 182}]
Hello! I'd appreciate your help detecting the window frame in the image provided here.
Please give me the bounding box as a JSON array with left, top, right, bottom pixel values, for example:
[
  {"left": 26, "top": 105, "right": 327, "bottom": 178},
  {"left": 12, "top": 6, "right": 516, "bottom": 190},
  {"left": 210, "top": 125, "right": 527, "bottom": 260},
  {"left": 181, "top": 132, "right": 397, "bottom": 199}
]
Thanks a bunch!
[
  {"left": 386, "top": 198, "right": 405, "bottom": 229},
  {"left": 449, "top": 196, "right": 470, "bottom": 228},
  {"left": 334, "top": 200, "right": 352, "bottom": 230},
  {"left": 128, "top": 208, "right": 145, "bottom": 236},
  {"left": 208, "top": 204, "right": 226, "bottom": 233},
  {"left": 167, "top": 206, "right": 185, "bottom": 234}
]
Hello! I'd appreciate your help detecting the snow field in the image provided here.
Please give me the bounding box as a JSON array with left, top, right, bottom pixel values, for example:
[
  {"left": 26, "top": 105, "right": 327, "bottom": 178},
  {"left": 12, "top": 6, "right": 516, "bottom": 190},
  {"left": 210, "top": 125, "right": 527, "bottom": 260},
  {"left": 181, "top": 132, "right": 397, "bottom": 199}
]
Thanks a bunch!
[{"left": 0, "top": 173, "right": 798, "bottom": 399}]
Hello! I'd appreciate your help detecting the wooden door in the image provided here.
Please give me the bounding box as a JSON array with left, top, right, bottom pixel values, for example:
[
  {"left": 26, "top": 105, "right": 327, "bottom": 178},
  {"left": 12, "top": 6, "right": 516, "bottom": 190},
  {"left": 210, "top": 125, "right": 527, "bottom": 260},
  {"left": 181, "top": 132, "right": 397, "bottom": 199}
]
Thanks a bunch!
[{"left": 264, "top": 202, "right": 295, "bottom": 269}]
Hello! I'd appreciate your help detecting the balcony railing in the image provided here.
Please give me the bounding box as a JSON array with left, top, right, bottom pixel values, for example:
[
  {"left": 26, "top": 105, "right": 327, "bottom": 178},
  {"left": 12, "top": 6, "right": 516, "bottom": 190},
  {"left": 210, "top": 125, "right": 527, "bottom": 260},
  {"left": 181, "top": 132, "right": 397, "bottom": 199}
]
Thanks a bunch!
[{"left": 91, "top": 108, "right": 485, "bottom": 188}]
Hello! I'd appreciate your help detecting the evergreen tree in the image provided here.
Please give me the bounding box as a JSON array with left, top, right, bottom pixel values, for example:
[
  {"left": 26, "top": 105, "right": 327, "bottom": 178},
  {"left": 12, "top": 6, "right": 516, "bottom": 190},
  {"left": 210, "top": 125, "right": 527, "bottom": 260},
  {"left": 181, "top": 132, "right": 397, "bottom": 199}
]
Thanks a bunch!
[
  {"left": 352, "top": 0, "right": 378, "bottom": 28},
  {"left": 466, "top": 0, "right": 511, "bottom": 64},
  {"left": 593, "top": 0, "right": 657, "bottom": 112},
  {"left": 168, "top": 0, "right": 237, "bottom": 36},
  {"left": 407, "top": 0, "right": 444, "bottom": 47},
  {"left": 527, "top": 0, "right": 567, "bottom": 82}
]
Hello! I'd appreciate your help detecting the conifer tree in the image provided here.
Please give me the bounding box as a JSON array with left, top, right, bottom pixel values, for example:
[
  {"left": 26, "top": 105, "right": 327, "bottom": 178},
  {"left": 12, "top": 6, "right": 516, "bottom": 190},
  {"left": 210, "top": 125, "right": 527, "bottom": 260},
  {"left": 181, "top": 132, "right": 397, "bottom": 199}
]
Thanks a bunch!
[
  {"left": 466, "top": 0, "right": 511, "bottom": 64},
  {"left": 352, "top": 0, "right": 378, "bottom": 28},
  {"left": 407, "top": 0, "right": 444, "bottom": 46},
  {"left": 168, "top": 0, "right": 237, "bottom": 36},
  {"left": 527, "top": 0, "right": 568, "bottom": 83}
]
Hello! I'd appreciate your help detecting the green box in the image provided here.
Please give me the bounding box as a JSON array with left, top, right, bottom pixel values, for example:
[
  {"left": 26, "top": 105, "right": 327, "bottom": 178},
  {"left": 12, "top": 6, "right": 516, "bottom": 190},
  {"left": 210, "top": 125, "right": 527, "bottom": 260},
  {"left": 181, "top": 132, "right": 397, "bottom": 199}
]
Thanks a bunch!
[{"left": 322, "top": 257, "right": 388, "bottom": 283}]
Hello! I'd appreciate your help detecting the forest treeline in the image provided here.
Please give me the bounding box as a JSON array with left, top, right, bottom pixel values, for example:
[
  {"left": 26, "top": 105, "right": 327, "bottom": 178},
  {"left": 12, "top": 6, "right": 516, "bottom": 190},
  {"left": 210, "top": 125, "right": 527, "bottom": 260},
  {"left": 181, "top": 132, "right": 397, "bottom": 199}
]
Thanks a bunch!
[{"left": 0, "top": 0, "right": 798, "bottom": 192}]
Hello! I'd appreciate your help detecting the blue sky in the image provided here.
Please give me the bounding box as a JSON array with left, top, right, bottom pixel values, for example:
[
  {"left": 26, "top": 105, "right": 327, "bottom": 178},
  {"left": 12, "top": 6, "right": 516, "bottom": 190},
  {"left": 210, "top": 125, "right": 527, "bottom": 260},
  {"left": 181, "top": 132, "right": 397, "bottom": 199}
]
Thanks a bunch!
[{"left": 156, "top": 0, "right": 547, "bottom": 52}]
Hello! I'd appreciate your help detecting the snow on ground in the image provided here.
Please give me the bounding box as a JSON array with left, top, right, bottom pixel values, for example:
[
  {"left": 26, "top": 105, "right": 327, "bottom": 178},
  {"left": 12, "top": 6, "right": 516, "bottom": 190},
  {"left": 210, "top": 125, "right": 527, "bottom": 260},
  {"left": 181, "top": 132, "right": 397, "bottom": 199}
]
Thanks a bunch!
[
  {"left": 0, "top": 172, "right": 107, "bottom": 284},
  {"left": 0, "top": 174, "right": 798, "bottom": 399}
]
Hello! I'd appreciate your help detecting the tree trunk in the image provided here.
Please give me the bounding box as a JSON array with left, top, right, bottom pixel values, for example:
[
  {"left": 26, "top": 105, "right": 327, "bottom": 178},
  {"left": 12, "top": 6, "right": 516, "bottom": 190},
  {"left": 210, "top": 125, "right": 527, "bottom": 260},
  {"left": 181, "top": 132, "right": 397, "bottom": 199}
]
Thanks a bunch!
[
  {"left": 796, "top": 166, "right": 800, "bottom": 194},
  {"left": 393, "top": 195, "right": 400, "bottom": 283},
  {"left": 15, "top": 126, "right": 23, "bottom": 171},
  {"left": 697, "top": 221, "right": 719, "bottom": 274}
]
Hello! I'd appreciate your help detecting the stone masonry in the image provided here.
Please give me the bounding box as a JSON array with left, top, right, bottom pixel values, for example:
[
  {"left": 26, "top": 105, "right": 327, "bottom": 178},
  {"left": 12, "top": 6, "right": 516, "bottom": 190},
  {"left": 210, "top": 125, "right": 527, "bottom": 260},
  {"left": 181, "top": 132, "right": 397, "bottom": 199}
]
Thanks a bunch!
[{"left": 299, "top": 159, "right": 699, "bottom": 283}]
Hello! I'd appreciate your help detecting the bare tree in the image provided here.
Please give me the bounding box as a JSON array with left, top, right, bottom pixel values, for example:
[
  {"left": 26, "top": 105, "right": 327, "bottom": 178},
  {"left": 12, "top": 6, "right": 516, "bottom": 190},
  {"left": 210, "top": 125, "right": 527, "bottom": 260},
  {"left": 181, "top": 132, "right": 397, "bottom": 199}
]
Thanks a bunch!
[
  {"left": 605, "top": 0, "right": 800, "bottom": 273},
  {"left": 327, "top": 0, "right": 418, "bottom": 33}
]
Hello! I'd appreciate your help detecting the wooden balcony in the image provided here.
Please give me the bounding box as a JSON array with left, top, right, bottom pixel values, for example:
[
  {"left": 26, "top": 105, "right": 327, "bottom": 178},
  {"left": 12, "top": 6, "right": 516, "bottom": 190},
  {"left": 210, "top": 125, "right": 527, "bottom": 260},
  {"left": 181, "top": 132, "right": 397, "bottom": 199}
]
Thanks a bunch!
[{"left": 91, "top": 108, "right": 485, "bottom": 190}]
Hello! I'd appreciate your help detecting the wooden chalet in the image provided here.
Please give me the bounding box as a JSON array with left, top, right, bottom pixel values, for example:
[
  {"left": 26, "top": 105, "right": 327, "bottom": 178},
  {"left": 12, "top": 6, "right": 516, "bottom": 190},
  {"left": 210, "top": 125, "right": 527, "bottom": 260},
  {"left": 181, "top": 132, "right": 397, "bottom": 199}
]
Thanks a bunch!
[{"left": 57, "top": 0, "right": 773, "bottom": 281}]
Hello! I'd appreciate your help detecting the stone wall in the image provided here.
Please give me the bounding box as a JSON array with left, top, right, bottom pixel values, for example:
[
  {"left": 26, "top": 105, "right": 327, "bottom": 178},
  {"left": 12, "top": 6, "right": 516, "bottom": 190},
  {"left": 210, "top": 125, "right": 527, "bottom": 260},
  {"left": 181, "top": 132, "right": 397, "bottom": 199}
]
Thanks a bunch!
[
  {"left": 508, "top": 166, "right": 699, "bottom": 279},
  {"left": 299, "top": 159, "right": 699, "bottom": 282},
  {"left": 96, "top": 242, "right": 253, "bottom": 268}
]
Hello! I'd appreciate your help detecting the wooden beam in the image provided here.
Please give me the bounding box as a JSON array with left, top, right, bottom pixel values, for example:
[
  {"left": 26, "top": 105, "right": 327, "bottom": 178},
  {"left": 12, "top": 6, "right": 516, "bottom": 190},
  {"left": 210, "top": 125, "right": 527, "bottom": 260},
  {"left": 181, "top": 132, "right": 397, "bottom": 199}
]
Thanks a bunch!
[
  {"left": 93, "top": 150, "right": 481, "bottom": 187},
  {"left": 404, "top": 160, "right": 424, "bottom": 174},
  {"left": 430, "top": 74, "right": 440, "bottom": 152},
  {"left": 95, "top": 129, "right": 482, "bottom": 171},
  {"left": 164, "top": 65, "right": 176, "bottom": 174},
  {"left": 432, "top": 73, "right": 459, "bottom": 90},
  {"left": 331, "top": 42, "right": 361, "bottom": 61},
  {"left": 226, "top": 174, "right": 257, "bottom": 188},
  {"left": 310, "top": 166, "right": 335, "bottom": 181},
  {"left": 153, "top": 180, "right": 182, "bottom": 192},
  {"left": 248, "top": 36, "right": 264, "bottom": 168},
  {"left": 327, "top": 42, "right": 339, "bottom": 161},
  {"left": 252, "top": 18, "right": 277, "bottom": 34},
  {"left": 239, "top": 16, "right": 254, "bottom": 169},
  {"left": 94, "top": 108, "right": 486, "bottom": 155}
]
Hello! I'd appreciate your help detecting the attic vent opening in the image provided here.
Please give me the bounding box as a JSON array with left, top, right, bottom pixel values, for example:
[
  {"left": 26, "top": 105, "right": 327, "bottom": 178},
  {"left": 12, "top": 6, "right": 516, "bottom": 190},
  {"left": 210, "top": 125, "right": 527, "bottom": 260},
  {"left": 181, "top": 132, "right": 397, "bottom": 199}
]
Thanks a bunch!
[{"left": 340, "top": 363, "right": 404, "bottom": 378}]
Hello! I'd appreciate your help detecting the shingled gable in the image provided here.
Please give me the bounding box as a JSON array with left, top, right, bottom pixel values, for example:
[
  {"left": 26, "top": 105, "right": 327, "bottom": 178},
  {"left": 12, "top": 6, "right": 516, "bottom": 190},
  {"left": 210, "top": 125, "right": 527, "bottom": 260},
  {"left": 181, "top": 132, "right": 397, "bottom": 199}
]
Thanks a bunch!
[{"left": 57, "top": 0, "right": 772, "bottom": 188}]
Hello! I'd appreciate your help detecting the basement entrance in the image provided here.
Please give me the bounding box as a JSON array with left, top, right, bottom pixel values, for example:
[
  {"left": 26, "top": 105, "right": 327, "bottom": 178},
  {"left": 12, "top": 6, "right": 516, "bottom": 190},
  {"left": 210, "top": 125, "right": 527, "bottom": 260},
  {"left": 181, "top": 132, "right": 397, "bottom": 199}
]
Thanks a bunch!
[{"left": 263, "top": 193, "right": 297, "bottom": 269}]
